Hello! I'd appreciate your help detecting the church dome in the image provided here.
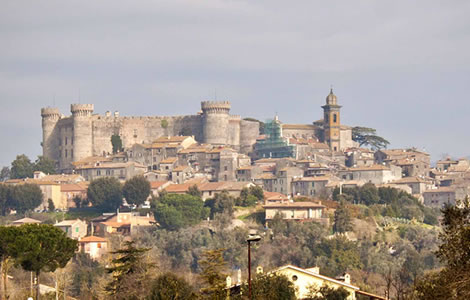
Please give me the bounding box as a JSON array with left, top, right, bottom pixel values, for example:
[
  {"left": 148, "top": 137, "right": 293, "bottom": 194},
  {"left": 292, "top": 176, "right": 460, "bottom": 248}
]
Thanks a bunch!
[{"left": 326, "top": 88, "right": 337, "bottom": 105}]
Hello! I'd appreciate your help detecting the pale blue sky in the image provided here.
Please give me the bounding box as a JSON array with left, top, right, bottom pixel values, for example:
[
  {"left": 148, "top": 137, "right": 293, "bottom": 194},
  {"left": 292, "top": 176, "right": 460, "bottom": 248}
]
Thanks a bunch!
[{"left": 1, "top": 0, "right": 469, "bottom": 167}]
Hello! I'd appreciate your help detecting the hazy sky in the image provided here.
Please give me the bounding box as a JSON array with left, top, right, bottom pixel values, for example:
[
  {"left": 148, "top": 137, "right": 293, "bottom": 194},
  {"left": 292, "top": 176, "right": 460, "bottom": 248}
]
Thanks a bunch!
[{"left": 1, "top": 0, "right": 469, "bottom": 167}]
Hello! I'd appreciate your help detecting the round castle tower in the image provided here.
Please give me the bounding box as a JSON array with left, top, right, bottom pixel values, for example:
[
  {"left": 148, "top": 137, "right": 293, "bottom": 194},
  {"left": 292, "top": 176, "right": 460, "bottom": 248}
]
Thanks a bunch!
[
  {"left": 71, "top": 104, "right": 94, "bottom": 162},
  {"left": 201, "top": 101, "right": 231, "bottom": 145},
  {"left": 41, "top": 107, "right": 61, "bottom": 160}
]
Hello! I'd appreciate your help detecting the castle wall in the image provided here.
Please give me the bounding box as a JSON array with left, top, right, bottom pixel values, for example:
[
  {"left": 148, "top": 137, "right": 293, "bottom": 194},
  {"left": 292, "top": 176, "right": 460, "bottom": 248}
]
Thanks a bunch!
[
  {"left": 90, "top": 114, "right": 204, "bottom": 157},
  {"left": 228, "top": 117, "right": 241, "bottom": 151},
  {"left": 239, "top": 120, "right": 259, "bottom": 154},
  {"left": 57, "top": 117, "right": 74, "bottom": 170},
  {"left": 41, "top": 108, "right": 61, "bottom": 165}
]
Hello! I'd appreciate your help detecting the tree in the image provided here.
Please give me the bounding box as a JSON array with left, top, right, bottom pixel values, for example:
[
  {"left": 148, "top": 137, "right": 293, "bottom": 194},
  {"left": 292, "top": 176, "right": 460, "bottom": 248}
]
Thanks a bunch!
[
  {"left": 0, "top": 167, "right": 9, "bottom": 182},
  {"left": 306, "top": 284, "right": 350, "bottom": 300},
  {"left": 410, "top": 199, "right": 470, "bottom": 299},
  {"left": 47, "top": 198, "right": 55, "bottom": 212},
  {"left": 153, "top": 194, "right": 209, "bottom": 230},
  {"left": 10, "top": 154, "right": 34, "bottom": 179},
  {"left": 148, "top": 272, "right": 197, "bottom": 300},
  {"left": 199, "top": 249, "right": 228, "bottom": 299},
  {"left": 160, "top": 119, "right": 168, "bottom": 129},
  {"left": 123, "top": 176, "right": 151, "bottom": 206},
  {"left": 33, "top": 156, "right": 57, "bottom": 175},
  {"left": 0, "top": 226, "right": 18, "bottom": 300},
  {"left": 187, "top": 185, "right": 202, "bottom": 197},
  {"left": 14, "top": 224, "right": 78, "bottom": 300},
  {"left": 242, "top": 273, "right": 297, "bottom": 300},
  {"left": 69, "top": 253, "right": 105, "bottom": 299},
  {"left": 87, "top": 177, "right": 122, "bottom": 211},
  {"left": 352, "top": 126, "right": 390, "bottom": 150},
  {"left": 205, "top": 190, "right": 234, "bottom": 219},
  {"left": 105, "top": 241, "right": 153, "bottom": 300},
  {"left": 333, "top": 202, "right": 353, "bottom": 234},
  {"left": 10, "top": 184, "right": 43, "bottom": 214},
  {"left": 359, "top": 183, "right": 379, "bottom": 205},
  {"left": 111, "top": 134, "right": 123, "bottom": 154},
  {"left": 0, "top": 185, "right": 13, "bottom": 216}
]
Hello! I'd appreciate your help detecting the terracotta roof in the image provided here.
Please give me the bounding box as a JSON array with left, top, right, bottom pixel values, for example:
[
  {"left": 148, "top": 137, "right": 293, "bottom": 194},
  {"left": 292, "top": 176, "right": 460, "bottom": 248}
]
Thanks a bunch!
[
  {"left": 423, "top": 187, "right": 455, "bottom": 193},
  {"left": 154, "top": 136, "right": 192, "bottom": 143},
  {"left": 150, "top": 181, "right": 169, "bottom": 189},
  {"left": 264, "top": 191, "right": 288, "bottom": 200},
  {"left": 76, "top": 161, "right": 145, "bottom": 170},
  {"left": 172, "top": 166, "right": 189, "bottom": 172},
  {"left": 263, "top": 201, "right": 325, "bottom": 209},
  {"left": 160, "top": 157, "right": 178, "bottom": 164},
  {"left": 392, "top": 177, "right": 428, "bottom": 184},
  {"left": 61, "top": 182, "right": 89, "bottom": 192},
  {"left": 12, "top": 217, "right": 41, "bottom": 224},
  {"left": 164, "top": 183, "right": 192, "bottom": 193},
  {"left": 79, "top": 236, "right": 107, "bottom": 243},
  {"left": 100, "top": 221, "right": 131, "bottom": 227},
  {"left": 292, "top": 176, "right": 330, "bottom": 182},
  {"left": 55, "top": 219, "right": 83, "bottom": 226},
  {"left": 348, "top": 165, "right": 390, "bottom": 171}
]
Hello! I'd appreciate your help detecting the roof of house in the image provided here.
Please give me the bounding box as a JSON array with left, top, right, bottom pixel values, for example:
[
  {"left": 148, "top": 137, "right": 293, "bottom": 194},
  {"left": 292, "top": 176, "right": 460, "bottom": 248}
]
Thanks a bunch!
[
  {"left": 60, "top": 182, "right": 89, "bottom": 192},
  {"left": 292, "top": 176, "right": 331, "bottom": 182},
  {"left": 263, "top": 201, "right": 325, "bottom": 209},
  {"left": 12, "top": 217, "right": 42, "bottom": 224},
  {"left": 392, "top": 177, "right": 428, "bottom": 184},
  {"left": 54, "top": 219, "right": 83, "bottom": 227},
  {"left": 79, "top": 236, "right": 107, "bottom": 243},
  {"left": 423, "top": 187, "right": 455, "bottom": 194},
  {"left": 160, "top": 157, "right": 178, "bottom": 164},
  {"left": 154, "top": 136, "right": 192, "bottom": 143},
  {"left": 347, "top": 165, "right": 390, "bottom": 171},
  {"left": 150, "top": 181, "right": 169, "bottom": 189},
  {"left": 100, "top": 221, "right": 131, "bottom": 228},
  {"left": 264, "top": 191, "right": 289, "bottom": 201},
  {"left": 275, "top": 265, "right": 360, "bottom": 290}
]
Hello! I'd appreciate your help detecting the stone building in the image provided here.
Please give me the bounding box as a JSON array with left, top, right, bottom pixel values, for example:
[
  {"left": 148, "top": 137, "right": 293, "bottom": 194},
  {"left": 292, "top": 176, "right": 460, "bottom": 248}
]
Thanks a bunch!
[{"left": 41, "top": 101, "right": 259, "bottom": 171}]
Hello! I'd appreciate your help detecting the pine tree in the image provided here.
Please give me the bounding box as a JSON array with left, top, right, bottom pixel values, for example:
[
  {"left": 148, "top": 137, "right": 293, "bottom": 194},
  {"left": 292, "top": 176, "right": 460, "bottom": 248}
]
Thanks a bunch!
[
  {"left": 199, "top": 249, "right": 228, "bottom": 300},
  {"left": 105, "top": 241, "right": 153, "bottom": 300},
  {"left": 333, "top": 201, "right": 353, "bottom": 234}
]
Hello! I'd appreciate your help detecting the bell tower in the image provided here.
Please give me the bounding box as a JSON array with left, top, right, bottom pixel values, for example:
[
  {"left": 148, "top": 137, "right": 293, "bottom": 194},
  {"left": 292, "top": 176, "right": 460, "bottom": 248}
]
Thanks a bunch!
[{"left": 322, "top": 88, "right": 341, "bottom": 152}]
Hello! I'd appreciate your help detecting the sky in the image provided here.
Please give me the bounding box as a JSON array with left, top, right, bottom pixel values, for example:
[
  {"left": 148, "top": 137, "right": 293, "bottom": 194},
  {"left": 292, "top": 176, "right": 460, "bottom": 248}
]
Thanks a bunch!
[{"left": 1, "top": 0, "right": 470, "bottom": 167}]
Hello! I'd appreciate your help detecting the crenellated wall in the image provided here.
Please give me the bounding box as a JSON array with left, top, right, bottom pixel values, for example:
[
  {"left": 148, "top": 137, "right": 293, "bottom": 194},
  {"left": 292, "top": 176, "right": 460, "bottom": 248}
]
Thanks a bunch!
[{"left": 41, "top": 101, "right": 253, "bottom": 171}]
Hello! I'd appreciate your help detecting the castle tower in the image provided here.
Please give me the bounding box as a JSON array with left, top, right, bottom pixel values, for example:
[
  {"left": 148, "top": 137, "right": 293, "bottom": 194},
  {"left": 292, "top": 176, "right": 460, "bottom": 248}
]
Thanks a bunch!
[
  {"left": 201, "top": 101, "right": 231, "bottom": 145},
  {"left": 322, "top": 88, "right": 341, "bottom": 152},
  {"left": 41, "top": 107, "right": 61, "bottom": 161},
  {"left": 71, "top": 104, "right": 94, "bottom": 163}
]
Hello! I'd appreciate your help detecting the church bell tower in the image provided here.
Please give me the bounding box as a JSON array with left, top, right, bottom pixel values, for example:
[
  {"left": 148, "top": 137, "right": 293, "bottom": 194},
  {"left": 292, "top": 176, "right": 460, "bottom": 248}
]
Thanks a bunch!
[{"left": 322, "top": 88, "right": 341, "bottom": 152}]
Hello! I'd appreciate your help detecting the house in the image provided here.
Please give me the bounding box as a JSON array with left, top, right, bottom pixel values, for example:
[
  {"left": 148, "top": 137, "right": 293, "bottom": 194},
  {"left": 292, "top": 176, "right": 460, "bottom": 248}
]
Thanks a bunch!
[
  {"left": 263, "top": 201, "right": 329, "bottom": 226},
  {"left": 338, "top": 165, "right": 402, "bottom": 185},
  {"left": 5, "top": 179, "right": 64, "bottom": 211},
  {"left": 79, "top": 236, "right": 108, "bottom": 260},
  {"left": 261, "top": 167, "right": 304, "bottom": 195},
  {"left": 12, "top": 217, "right": 41, "bottom": 226},
  {"left": 390, "top": 176, "right": 432, "bottom": 196},
  {"left": 60, "top": 182, "right": 89, "bottom": 208},
  {"left": 275, "top": 265, "right": 359, "bottom": 300},
  {"left": 291, "top": 176, "right": 333, "bottom": 197},
  {"left": 33, "top": 171, "right": 85, "bottom": 184},
  {"left": 171, "top": 165, "right": 193, "bottom": 183},
  {"left": 423, "top": 187, "right": 456, "bottom": 208},
  {"left": 150, "top": 181, "right": 171, "bottom": 197},
  {"left": 345, "top": 148, "right": 375, "bottom": 168},
  {"left": 74, "top": 159, "right": 147, "bottom": 181},
  {"left": 263, "top": 191, "right": 289, "bottom": 204},
  {"left": 92, "top": 209, "right": 156, "bottom": 236},
  {"left": 54, "top": 219, "right": 87, "bottom": 240},
  {"left": 375, "top": 148, "right": 430, "bottom": 177}
]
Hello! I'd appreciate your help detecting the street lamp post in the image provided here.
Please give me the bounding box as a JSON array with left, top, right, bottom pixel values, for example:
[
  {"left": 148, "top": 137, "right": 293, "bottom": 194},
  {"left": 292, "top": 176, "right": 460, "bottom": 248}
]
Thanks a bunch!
[{"left": 246, "top": 231, "right": 261, "bottom": 300}]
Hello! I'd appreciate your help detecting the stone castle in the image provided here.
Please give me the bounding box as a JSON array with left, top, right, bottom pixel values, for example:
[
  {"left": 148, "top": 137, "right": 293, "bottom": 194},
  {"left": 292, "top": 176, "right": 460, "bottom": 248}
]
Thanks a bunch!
[
  {"left": 41, "top": 90, "right": 356, "bottom": 171},
  {"left": 41, "top": 101, "right": 260, "bottom": 170}
]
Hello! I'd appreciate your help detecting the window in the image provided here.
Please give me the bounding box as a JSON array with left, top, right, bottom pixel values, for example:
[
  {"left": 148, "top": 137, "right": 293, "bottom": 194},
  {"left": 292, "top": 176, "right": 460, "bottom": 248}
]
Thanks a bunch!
[
  {"left": 224, "top": 166, "right": 228, "bottom": 171},
  {"left": 71, "top": 137, "right": 74, "bottom": 145},
  {"left": 65, "top": 137, "right": 68, "bottom": 145},
  {"left": 97, "top": 170, "right": 101, "bottom": 176},
  {"left": 97, "top": 243, "right": 102, "bottom": 249},
  {"left": 333, "top": 113, "right": 337, "bottom": 123},
  {"left": 71, "top": 149, "right": 73, "bottom": 158},
  {"left": 292, "top": 275, "right": 298, "bottom": 281},
  {"left": 65, "top": 149, "right": 68, "bottom": 158},
  {"left": 75, "top": 227, "right": 79, "bottom": 233}
]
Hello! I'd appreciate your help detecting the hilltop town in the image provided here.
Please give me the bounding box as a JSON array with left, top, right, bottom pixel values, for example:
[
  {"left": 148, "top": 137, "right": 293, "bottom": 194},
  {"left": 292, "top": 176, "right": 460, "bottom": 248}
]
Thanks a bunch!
[{"left": 1, "top": 89, "right": 469, "bottom": 299}]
